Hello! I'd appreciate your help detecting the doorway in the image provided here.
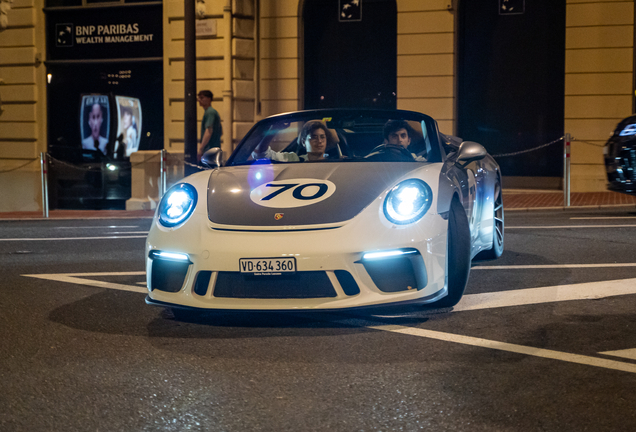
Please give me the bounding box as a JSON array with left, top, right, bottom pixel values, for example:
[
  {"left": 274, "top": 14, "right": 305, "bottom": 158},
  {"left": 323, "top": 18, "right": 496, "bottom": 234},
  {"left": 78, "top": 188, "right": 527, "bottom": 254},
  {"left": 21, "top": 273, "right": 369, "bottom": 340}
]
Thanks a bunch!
[
  {"left": 457, "top": 1, "right": 566, "bottom": 179},
  {"left": 302, "top": 0, "right": 397, "bottom": 109}
]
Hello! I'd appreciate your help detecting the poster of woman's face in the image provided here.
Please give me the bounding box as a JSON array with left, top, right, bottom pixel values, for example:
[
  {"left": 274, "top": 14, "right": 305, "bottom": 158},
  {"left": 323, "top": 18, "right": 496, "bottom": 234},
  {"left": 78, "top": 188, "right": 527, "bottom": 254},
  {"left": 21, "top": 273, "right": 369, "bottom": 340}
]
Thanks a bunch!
[
  {"left": 80, "top": 95, "right": 110, "bottom": 154},
  {"left": 115, "top": 96, "right": 142, "bottom": 158}
]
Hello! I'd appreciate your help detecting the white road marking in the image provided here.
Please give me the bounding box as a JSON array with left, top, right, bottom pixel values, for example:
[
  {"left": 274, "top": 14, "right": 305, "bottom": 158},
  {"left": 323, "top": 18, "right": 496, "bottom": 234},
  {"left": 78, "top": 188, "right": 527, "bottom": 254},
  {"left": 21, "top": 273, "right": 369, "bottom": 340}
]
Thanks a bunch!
[
  {"left": 571, "top": 217, "right": 636, "bottom": 220},
  {"left": 473, "top": 263, "right": 636, "bottom": 270},
  {"left": 23, "top": 271, "right": 636, "bottom": 374},
  {"left": 507, "top": 224, "right": 636, "bottom": 229},
  {"left": 336, "top": 319, "right": 636, "bottom": 374},
  {"left": 600, "top": 348, "right": 636, "bottom": 361},
  {"left": 54, "top": 226, "right": 140, "bottom": 229},
  {"left": 102, "top": 231, "right": 148, "bottom": 235},
  {"left": 455, "top": 277, "right": 636, "bottom": 312},
  {"left": 23, "top": 272, "right": 147, "bottom": 293},
  {"left": 0, "top": 235, "right": 147, "bottom": 241},
  {"left": 31, "top": 271, "right": 145, "bottom": 276},
  {"left": 24, "top": 272, "right": 636, "bottom": 312}
]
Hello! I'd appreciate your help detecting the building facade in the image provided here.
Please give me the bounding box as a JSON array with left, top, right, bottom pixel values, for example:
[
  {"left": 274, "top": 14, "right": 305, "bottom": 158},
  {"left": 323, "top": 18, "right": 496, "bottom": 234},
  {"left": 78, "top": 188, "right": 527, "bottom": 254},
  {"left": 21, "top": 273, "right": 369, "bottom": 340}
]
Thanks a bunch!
[{"left": 0, "top": 0, "right": 633, "bottom": 211}]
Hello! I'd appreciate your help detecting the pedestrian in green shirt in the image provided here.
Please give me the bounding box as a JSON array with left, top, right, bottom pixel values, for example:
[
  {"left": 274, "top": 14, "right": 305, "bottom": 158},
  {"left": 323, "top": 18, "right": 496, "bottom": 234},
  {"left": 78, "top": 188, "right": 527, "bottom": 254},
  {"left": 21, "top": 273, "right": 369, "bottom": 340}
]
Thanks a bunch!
[{"left": 196, "top": 90, "right": 223, "bottom": 163}]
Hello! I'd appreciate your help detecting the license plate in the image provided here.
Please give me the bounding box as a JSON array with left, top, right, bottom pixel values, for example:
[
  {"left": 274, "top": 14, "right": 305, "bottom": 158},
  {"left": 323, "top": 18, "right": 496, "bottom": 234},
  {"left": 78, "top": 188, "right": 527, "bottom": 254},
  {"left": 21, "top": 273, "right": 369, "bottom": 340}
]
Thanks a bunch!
[{"left": 239, "top": 257, "right": 296, "bottom": 275}]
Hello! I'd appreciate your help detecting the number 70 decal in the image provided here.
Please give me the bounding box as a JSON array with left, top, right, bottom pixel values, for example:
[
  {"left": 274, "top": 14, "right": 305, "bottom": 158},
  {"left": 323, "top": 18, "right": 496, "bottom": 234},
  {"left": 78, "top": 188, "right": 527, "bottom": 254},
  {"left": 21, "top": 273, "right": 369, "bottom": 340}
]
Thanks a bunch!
[{"left": 250, "top": 179, "right": 337, "bottom": 208}]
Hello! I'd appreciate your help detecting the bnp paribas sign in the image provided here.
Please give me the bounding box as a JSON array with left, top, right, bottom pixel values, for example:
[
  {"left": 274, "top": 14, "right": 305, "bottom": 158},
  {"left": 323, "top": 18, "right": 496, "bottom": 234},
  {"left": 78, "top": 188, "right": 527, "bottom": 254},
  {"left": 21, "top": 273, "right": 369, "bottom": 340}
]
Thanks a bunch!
[
  {"left": 74, "top": 24, "right": 155, "bottom": 44},
  {"left": 46, "top": 3, "right": 162, "bottom": 61}
]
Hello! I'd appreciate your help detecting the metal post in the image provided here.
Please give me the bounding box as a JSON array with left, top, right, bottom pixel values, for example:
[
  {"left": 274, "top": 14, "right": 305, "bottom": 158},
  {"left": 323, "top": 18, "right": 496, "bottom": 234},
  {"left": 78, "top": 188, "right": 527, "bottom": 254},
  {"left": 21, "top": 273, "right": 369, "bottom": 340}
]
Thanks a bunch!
[
  {"left": 223, "top": 0, "right": 234, "bottom": 154},
  {"left": 254, "top": 0, "right": 260, "bottom": 117},
  {"left": 40, "top": 152, "right": 49, "bottom": 218},
  {"left": 563, "top": 133, "right": 571, "bottom": 207},
  {"left": 160, "top": 149, "right": 167, "bottom": 197},
  {"left": 184, "top": 0, "right": 198, "bottom": 176}
]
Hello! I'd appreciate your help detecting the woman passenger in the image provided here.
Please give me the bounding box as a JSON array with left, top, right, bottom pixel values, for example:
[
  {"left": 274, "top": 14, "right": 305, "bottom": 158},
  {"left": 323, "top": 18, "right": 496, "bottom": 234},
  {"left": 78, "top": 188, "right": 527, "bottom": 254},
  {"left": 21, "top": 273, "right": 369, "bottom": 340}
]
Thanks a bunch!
[{"left": 252, "top": 120, "right": 336, "bottom": 162}]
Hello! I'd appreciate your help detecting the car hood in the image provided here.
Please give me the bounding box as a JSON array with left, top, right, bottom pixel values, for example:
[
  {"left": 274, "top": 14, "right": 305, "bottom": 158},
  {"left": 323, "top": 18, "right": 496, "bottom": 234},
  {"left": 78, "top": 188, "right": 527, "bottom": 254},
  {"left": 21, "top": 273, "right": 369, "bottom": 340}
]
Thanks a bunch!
[{"left": 206, "top": 162, "right": 427, "bottom": 227}]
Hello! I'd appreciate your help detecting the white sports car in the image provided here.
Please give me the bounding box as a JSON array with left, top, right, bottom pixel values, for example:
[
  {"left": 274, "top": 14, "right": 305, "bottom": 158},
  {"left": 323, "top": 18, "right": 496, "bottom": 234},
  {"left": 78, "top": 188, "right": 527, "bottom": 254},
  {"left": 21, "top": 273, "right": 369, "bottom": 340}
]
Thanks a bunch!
[{"left": 145, "top": 109, "right": 504, "bottom": 316}]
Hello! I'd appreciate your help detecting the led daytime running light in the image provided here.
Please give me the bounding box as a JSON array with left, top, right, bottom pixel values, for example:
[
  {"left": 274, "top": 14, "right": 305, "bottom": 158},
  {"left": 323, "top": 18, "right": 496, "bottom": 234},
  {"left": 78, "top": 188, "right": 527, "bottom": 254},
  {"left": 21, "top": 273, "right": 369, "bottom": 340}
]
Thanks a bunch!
[
  {"left": 152, "top": 251, "right": 190, "bottom": 262},
  {"left": 363, "top": 249, "right": 418, "bottom": 260}
]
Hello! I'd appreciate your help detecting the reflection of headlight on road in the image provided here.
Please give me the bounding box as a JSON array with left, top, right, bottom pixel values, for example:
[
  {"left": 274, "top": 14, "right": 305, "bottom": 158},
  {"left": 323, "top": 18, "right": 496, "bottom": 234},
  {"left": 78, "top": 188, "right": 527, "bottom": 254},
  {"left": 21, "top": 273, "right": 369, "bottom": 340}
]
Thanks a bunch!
[
  {"left": 158, "top": 183, "right": 197, "bottom": 227},
  {"left": 383, "top": 179, "right": 432, "bottom": 225},
  {"left": 106, "top": 163, "right": 117, "bottom": 171}
]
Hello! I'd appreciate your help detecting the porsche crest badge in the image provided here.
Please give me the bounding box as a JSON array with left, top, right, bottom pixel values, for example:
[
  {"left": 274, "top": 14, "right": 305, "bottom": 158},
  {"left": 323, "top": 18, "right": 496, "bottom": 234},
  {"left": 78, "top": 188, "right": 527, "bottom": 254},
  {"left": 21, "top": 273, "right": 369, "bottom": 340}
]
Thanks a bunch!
[{"left": 274, "top": 213, "right": 284, "bottom": 220}]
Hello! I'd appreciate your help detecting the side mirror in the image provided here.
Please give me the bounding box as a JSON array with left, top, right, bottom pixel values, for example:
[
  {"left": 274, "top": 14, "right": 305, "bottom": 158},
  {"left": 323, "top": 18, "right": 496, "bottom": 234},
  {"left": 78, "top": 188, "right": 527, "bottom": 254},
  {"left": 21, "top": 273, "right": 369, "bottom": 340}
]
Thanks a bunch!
[
  {"left": 201, "top": 147, "right": 223, "bottom": 168},
  {"left": 456, "top": 141, "right": 487, "bottom": 165}
]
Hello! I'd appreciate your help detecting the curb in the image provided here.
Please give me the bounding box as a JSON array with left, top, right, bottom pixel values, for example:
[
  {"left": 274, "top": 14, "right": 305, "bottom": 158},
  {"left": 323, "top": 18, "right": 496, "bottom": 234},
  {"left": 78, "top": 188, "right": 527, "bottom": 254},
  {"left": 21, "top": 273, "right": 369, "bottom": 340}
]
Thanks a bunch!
[
  {"left": 0, "top": 215, "right": 155, "bottom": 221},
  {"left": 506, "top": 203, "right": 636, "bottom": 212}
]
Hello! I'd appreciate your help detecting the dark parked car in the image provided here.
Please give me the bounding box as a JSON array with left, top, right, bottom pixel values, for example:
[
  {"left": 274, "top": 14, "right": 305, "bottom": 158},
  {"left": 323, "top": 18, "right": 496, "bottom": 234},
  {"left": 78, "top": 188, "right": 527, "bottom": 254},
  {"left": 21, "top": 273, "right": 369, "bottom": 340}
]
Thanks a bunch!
[{"left": 605, "top": 115, "right": 636, "bottom": 195}]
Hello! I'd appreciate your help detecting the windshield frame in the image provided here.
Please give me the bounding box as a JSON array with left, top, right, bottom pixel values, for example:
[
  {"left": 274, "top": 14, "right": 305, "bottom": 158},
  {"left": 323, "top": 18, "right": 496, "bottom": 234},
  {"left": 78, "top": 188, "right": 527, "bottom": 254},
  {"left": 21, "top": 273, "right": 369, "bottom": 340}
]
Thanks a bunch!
[{"left": 226, "top": 108, "right": 444, "bottom": 166}]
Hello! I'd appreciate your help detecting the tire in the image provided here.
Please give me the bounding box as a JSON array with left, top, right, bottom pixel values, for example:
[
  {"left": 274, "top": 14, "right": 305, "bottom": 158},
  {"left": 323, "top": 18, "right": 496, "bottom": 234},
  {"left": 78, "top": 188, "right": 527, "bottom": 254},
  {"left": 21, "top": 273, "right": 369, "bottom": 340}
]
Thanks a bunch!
[
  {"left": 433, "top": 196, "right": 471, "bottom": 308},
  {"left": 475, "top": 181, "right": 504, "bottom": 260}
]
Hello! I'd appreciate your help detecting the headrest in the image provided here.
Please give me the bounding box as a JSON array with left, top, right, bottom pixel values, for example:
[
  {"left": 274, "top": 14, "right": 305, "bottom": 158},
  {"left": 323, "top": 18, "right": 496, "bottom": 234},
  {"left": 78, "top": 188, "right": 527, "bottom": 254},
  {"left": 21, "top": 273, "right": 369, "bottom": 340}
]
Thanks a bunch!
[{"left": 296, "top": 120, "right": 340, "bottom": 146}]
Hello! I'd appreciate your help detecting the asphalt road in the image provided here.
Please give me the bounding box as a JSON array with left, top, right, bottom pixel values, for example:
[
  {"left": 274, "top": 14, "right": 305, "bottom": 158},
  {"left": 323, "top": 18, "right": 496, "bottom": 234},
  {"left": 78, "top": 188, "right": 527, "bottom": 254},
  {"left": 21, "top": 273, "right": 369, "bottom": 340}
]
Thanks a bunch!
[{"left": 2, "top": 208, "right": 636, "bottom": 431}]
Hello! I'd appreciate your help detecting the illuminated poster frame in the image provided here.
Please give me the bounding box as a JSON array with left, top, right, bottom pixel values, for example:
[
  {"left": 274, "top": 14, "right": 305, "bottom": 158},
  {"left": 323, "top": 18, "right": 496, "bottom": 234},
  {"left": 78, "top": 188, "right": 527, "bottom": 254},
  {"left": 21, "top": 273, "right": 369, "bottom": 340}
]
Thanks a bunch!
[
  {"left": 115, "top": 96, "right": 142, "bottom": 158},
  {"left": 80, "top": 94, "right": 110, "bottom": 155}
]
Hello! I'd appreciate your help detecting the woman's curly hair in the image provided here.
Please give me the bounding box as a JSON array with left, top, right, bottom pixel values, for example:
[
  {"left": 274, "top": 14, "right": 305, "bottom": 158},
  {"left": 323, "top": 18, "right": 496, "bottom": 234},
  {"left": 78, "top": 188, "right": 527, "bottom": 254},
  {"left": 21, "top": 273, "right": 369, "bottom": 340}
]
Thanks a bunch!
[{"left": 297, "top": 120, "right": 336, "bottom": 153}]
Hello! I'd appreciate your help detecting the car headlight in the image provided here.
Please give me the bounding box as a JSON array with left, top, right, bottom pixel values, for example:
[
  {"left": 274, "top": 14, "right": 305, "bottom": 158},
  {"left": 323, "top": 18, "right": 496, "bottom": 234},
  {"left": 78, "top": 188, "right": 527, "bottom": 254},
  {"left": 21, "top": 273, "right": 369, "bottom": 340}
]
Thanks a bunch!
[
  {"left": 619, "top": 123, "right": 636, "bottom": 136},
  {"left": 158, "top": 183, "right": 198, "bottom": 227},
  {"left": 383, "top": 179, "right": 432, "bottom": 224}
]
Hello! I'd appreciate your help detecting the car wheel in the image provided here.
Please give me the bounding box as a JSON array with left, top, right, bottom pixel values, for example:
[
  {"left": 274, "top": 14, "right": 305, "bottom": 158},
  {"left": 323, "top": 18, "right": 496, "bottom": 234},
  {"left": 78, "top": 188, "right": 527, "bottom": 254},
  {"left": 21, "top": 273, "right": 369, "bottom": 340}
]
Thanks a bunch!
[
  {"left": 433, "top": 196, "right": 471, "bottom": 308},
  {"left": 476, "top": 181, "right": 504, "bottom": 260}
]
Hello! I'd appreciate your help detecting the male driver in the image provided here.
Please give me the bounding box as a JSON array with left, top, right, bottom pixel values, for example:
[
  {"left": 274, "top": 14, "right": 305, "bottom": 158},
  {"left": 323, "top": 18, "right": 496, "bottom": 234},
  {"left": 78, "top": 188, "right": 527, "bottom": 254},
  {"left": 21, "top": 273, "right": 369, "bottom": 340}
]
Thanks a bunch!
[
  {"left": 81, "top": 103, "right": 109, "bottom": 155},
  {"left": 382, "top": 119, "right": 427, "bottom": 161},
  {"left": 197, "top": 90, "right": 223, "bottom": 163}
]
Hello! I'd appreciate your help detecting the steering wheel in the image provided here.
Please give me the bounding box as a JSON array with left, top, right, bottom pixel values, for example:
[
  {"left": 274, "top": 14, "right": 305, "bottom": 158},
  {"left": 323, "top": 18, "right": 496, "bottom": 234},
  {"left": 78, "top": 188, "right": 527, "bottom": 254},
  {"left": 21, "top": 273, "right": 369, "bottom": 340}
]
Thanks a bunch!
[{"left": 365, "top": 144, "right": 414, "bottom": 162}]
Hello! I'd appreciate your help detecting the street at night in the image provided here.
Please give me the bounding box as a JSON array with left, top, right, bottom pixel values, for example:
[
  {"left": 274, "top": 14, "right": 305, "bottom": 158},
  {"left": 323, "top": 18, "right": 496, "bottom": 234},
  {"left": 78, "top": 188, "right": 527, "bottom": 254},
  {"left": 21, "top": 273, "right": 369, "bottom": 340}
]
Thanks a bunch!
[{"left": 2, "top": 208, "right": 636, "bottom": 431}]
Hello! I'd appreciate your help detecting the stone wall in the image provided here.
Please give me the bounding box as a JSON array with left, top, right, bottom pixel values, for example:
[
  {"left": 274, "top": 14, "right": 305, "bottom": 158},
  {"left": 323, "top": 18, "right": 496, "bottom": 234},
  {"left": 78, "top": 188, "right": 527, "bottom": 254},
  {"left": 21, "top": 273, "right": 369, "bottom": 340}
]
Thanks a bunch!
[
  {"left": 0, "top": 0, "right": 46, "bottom": 211},
  {"left": 163, "top": 0, "right": 256, "bottom": 154},
  {"left": 565, "top": 0, "right": 634, "bottom": 191}
]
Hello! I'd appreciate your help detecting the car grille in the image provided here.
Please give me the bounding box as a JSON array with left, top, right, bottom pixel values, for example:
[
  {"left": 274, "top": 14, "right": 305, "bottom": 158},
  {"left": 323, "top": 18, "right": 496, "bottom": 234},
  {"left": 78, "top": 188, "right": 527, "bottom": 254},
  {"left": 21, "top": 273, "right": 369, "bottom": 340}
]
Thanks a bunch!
[
  {"left": 362, "top": 255, "right": 427, "bottom": 293},
  {"left": 194, "top": 271, "right": 212, "bottom": 296},
  {"left": 335, "top": 270, "right": 360, "bottom": 296},
  {"left": 213, "top": 271, "right": 338, "bottom": 299},
  {"left": 151, "top": 260, "right": 190, "bottom": 293}
]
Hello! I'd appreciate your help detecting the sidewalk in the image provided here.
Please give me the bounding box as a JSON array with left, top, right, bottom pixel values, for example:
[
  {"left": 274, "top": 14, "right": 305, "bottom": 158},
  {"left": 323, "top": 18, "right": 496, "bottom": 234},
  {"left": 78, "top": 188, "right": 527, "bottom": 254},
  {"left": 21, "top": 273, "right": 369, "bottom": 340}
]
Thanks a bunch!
[
  {"left": 502, "top": 190, "right": 636, "bottom": 210},
  {"left": 0, "top": 190, "right": 635, "bottom": 220},
  {"left": 0, "top": 209, "right": 156, "bottom": 220}
]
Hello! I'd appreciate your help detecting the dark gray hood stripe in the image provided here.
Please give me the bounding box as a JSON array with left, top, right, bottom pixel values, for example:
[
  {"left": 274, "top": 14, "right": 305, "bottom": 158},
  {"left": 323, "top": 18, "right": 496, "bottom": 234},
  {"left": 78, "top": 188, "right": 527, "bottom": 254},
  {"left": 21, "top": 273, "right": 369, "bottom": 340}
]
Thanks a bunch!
[{"left": 207, "top": 162, "right": 426, "bottom": 226}]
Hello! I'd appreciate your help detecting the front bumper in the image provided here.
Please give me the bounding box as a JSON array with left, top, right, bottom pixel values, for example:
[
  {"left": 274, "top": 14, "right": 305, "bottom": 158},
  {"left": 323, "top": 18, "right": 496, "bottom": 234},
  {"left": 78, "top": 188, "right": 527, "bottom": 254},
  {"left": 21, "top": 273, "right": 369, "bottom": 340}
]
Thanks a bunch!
[{"left": 145, "top": 211, "right": 448, "bottom": 311}]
